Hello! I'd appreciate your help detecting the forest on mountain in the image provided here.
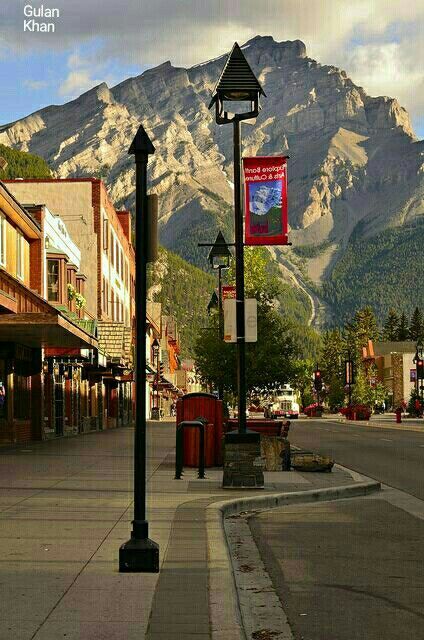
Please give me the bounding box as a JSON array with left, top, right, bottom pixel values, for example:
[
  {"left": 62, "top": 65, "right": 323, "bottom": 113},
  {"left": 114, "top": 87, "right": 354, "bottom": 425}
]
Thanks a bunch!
[
  {"left": 0, "top": 143, "right": 52, "bottom": 179},
  {"left": 323, "top": 221, "right": 424, "bottom": 325}
]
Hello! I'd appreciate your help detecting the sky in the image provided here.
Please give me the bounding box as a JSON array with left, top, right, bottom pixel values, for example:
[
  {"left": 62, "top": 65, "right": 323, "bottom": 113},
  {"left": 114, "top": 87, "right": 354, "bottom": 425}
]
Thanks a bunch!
[{"left": 1, "top": 0, "right": 423, "bottom": 138}]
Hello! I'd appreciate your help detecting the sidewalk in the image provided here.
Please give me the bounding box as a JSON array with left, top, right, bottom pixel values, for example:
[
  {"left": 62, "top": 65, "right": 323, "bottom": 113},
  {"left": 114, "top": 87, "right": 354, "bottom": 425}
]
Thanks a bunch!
[{"left": 0, "top": 422, "right": 379, "bottom": 640}]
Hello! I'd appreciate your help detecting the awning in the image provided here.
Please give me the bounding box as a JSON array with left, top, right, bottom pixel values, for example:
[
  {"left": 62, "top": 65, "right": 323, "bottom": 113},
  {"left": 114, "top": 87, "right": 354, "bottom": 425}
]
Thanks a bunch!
[{"left": 0, "top": 312, "right": 98, "bottom": 349}]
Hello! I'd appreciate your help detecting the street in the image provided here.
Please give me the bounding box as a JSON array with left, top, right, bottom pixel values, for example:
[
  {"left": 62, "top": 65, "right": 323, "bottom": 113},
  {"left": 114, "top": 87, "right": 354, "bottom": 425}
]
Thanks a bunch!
[
  {"left": 289, "top": 417, "right": 424, "bottom": 499},
  {"left": 249, "top": 417, "right": 424, "bottom": 640}
]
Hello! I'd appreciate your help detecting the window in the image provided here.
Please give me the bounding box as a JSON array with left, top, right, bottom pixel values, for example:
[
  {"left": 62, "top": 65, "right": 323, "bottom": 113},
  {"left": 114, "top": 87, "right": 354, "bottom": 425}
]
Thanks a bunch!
[
  {"left": 16, "top": 230, "right": 25, "bottom": 280},
  {"left": 0, "top": 215, "right": 6, "bottom": 267},
  {"left": 110, "top": 231, "right": 115, "bottom": 268},
  {"left": 103, "top": 216, "right": 109, "bottom": 252},
  {"left": 47, "top": 259, "right": 60, "bottom": 302},
  {"left": 111, "top": 289, "right": 115, "bottom": 320}
]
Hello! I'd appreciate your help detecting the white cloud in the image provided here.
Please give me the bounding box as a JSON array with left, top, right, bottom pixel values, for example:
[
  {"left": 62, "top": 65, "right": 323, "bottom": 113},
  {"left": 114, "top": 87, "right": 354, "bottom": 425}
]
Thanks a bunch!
[
  {"left": 1, "top": 1, "right": 423, "bottom": 122},
  {"left": 58, "top": 70, "right": 102, "bottom": 97},
  {"left": 23, "top": 79, "right": 49, "bottom": 90}
]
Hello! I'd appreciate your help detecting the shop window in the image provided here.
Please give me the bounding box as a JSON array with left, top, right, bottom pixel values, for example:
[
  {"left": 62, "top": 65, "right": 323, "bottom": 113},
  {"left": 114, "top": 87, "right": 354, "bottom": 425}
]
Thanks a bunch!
[
  {"left": 47, "top": 259, "right": 60, "bottom": 302},
  {"left": 0, "top": 214, "right": 6, "bottom": 267},
  {"left": 16, "top": 230, "right": 25, "bottom": 280}
]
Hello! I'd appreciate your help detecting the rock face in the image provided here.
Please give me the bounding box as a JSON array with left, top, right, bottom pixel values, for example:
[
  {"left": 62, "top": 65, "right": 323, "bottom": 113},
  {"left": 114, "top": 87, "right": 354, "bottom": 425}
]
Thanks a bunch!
[{"left": 1, "top": 35, "right": 423, "bottom": 303}]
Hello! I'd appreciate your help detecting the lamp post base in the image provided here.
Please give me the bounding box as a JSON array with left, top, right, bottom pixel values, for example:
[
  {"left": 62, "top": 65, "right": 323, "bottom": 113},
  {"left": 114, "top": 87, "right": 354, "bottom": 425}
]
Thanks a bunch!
[
  {"left": 222, "top": 430, "right": 264, "bottom": 489},
  {"left": 119, "top": 536, "right": 159, "bottom": 573}
]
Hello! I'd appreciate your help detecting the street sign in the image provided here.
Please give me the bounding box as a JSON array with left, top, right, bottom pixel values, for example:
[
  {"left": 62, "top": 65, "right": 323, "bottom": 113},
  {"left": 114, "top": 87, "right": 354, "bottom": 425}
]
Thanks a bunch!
[
  {"left": 243, "top": 156, "right": 289, "bottom": 246},
  {"left": 223, "top": 298, "right": 257, "bottom": 343}
]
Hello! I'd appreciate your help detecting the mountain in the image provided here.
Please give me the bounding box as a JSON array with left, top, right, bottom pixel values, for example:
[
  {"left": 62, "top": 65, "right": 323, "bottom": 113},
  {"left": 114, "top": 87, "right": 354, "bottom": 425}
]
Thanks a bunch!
[{"left": 1, "top": 35, "right": 423, "bottom": 324}]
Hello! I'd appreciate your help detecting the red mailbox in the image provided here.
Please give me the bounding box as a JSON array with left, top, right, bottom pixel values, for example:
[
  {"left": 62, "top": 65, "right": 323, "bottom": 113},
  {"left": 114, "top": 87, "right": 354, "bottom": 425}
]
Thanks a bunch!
[{"left": 176, "top": 393, "right": 223, "bottom": 467}]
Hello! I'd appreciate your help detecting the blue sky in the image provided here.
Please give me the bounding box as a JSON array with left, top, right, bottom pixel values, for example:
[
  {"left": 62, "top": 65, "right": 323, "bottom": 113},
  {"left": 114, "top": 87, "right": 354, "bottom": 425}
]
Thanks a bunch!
[{"left": 0, "top": 1, "right": 423, "bottom": 137}]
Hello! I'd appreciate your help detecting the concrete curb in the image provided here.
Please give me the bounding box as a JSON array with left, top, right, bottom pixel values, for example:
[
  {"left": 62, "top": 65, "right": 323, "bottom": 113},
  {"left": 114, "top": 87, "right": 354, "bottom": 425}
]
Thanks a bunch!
[{"left": 207, "top": 480, "right": 381, "bottom": 640}]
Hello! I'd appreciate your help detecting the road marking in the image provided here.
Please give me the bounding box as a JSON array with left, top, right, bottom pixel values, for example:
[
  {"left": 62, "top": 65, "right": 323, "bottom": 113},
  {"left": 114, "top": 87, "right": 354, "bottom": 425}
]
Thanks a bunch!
[{"left": 381, "top": 438, "right": 393, "bottom": 442}]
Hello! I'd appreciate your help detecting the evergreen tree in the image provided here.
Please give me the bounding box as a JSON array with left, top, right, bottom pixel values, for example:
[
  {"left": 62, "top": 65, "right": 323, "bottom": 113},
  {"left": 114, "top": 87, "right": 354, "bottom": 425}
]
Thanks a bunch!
[
  {"left": 320, "top": 328, "right": 346, "bottom": 410},
  {"left": 382, "top": 308, "right": 399, "bottom": 341},
  {"left": 397, "top": 313, "right": 409, "bottom": 340},
  {"left": 409, "top": 307, "right": 424, "bottom": 342}
]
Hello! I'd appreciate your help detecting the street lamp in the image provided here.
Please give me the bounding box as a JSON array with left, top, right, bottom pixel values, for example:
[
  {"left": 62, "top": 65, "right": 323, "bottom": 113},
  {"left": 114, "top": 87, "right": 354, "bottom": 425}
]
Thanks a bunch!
[
  {"left": 207, "top": 290, "right": 219, "bottom": 316},
  {"left": 119, "top": 124, "right": 159, "bottom": 573},
  {"left": 151, "top": 338, "right": 160, "bottom": 419},
  {"left": 208, "top": 231, "right": 231, "bottom": 342},
  {"left": 209, "top": 42, "right": 265, "bottom": 436}
]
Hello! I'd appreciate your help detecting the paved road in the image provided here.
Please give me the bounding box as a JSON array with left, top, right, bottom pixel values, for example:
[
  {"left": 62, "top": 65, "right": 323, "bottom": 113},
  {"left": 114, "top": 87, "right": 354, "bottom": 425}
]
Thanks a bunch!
[
  {"left": 249, "top": 418, "right": 424, "bottom": 640},
  {"left": 290, "top": 417, "right": 424, "bottom": 499},
  {"left": 251, "top": 496, "right": 424, "bottom": 640}
]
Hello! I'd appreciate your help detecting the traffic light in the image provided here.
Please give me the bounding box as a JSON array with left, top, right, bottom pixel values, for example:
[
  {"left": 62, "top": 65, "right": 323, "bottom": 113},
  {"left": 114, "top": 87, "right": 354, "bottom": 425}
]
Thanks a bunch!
[
  {"left": 417, "top": 359, "right": 424, "bottom": 380},
  {"left": 314, "top": 369, "right": 322, "bottom": 392}
]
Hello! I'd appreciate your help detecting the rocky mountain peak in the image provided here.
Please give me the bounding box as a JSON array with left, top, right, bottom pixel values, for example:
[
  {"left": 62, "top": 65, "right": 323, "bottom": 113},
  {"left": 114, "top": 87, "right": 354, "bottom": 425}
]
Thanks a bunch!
[{"left": 0, "top": 35, "right": 422, "bottom": 280}]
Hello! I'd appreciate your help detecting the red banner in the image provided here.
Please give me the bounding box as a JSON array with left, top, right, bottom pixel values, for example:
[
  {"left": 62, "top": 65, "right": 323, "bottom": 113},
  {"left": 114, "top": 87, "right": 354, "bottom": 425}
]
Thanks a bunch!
[
  {"left": 243, "top": 156, "right": 288, "bottom": 246},
  {"left": 222, "top": 285, "right": 236, "bottom": 300}
]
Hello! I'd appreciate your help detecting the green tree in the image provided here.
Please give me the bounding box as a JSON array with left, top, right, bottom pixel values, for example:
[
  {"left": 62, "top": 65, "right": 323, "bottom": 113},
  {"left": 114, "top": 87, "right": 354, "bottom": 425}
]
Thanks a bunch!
[
  {"left": 351, "top": 366, "right": 372, "bottom": 406},
  {"left": 193, "top": 307, "right": 295, "bottom": 397},
  {"left": 320, "top": 328, "right": 346, "bottom": 411},
  {"left": 382, "top": 308, "right": 399, "bottom": 341},
  {"left": 227, "top": 246, "right": 282, "bottom": 306},
  {"left": 290, "top": 359, "right": 314, "bottom": 409},
  {"left": 397, "top": 313, "right": 409, "bottom": 340},
  {"left": 194, "top": 247, "right": 297, "bottom": 397},
  {"left": 409, "top": 307, "right": 424, "bottom": 342}
]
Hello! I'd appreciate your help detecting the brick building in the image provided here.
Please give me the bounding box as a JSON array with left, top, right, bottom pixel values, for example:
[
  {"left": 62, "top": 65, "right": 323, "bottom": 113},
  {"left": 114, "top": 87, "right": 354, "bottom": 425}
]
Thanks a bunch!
[
  {"left": 4, "top": 178, "right": 136, "bottom": 434},
  {"left": 0, "top": 182, "right": 97, "bottom": 444}
]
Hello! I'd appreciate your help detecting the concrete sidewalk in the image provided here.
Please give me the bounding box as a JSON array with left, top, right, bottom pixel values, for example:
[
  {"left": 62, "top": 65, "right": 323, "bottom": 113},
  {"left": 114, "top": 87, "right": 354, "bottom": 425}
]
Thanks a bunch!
[{"left": 0, "top": 422, "right": 379, "bottom": 640}]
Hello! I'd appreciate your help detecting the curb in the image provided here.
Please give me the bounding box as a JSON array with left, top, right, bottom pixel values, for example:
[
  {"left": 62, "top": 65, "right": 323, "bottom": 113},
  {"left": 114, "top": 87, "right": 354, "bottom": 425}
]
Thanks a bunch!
[{"left": 207, "top": 480, "right": 381, "bottom": 640}]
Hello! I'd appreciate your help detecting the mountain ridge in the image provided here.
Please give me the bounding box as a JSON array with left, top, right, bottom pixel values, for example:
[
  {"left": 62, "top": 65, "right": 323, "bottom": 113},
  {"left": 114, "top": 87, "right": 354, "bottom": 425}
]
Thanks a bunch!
[{"left": 1, "top": 35, "right": 423, "bottom": 324}]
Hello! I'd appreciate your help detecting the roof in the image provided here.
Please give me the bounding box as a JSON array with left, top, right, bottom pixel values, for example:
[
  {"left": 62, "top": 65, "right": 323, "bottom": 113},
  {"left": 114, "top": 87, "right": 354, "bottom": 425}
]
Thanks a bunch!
[{"left": 209, "top": 42, "right": 265, "bottom": 108}]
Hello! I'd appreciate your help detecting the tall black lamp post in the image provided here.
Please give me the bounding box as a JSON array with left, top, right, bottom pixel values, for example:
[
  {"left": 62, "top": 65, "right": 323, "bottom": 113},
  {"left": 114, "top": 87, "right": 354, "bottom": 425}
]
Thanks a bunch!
[
  {"left": 151, "top": 338, "right": 160, "bottom": 420},
  {"left": 209, "top": 43, "right": 265, "bottom": 435},
  {"left": 119, "top": 125, "right": 159, "bottom": 572}
]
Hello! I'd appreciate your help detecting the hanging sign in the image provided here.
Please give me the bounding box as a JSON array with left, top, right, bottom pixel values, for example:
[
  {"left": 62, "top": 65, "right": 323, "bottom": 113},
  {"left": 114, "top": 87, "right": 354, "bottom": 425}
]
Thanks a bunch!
[{"left": 243, "top": 156, "right": 289, "bottom": 246}]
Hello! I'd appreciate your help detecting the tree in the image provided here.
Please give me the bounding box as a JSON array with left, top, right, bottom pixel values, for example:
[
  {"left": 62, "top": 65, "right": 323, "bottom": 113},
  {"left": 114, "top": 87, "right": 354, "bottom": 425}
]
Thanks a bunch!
[
  {"left": 351, "top": 366, "right": 373, "bottom": 406},
  {"left": 290, "top": 359, "right": 314, "bottom": 409},
  {"left": 409, "top": 307, "right": 424, "bottom": 342},
  {"left": 320, "top": 328, "right": 345, "bottom": 411},
  {"left": 226, "top": 246, "right": 281, "bottom": 306},
  {"left": 382, "top": 308, "right": 399, "bottom": 341},
  {"left": 397, "top": 313, "right": 409, "bottom": 340},
  {"left": 345, "top": 306, "right": 380, "bottom": 360},
  {"left": 193, "top": 307, "right": 295, "bottom": 397},
  {"left": 194, "top": 247, "right": 297, "bottom": 397}
]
